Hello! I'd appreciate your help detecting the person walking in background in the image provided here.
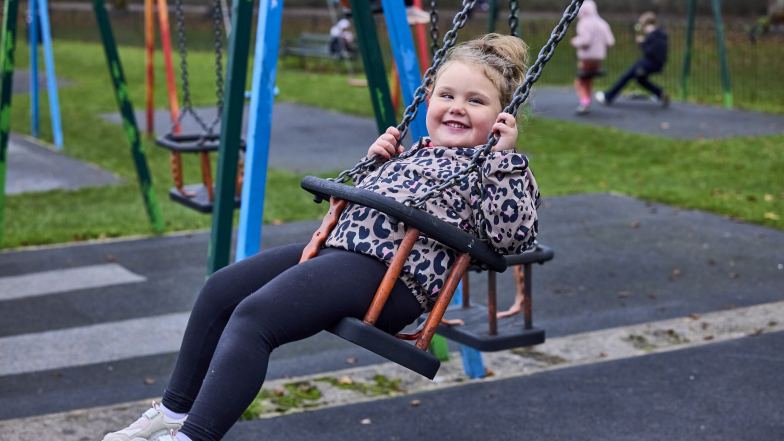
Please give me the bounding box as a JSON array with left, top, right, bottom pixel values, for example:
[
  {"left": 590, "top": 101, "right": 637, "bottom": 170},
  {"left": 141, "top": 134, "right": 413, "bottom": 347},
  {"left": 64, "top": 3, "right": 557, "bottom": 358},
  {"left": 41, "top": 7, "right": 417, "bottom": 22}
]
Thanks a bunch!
[
  {"left": 570, "top": 0, "right": 614, "bottom": 115},
  {"left": 596, "top": 11, "right": 669, "bottom": 108}
]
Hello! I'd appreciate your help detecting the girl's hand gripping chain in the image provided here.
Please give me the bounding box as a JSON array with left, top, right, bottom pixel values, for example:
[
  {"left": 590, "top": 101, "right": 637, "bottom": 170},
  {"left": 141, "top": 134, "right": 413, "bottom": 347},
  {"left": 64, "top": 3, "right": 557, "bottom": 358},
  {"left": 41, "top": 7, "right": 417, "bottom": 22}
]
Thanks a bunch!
[
  {"left": 368, "top": 126, "right": 404, "bottom": 160},
  {"left": 490, "top": 112, "right": 518, "bottom": 152}
]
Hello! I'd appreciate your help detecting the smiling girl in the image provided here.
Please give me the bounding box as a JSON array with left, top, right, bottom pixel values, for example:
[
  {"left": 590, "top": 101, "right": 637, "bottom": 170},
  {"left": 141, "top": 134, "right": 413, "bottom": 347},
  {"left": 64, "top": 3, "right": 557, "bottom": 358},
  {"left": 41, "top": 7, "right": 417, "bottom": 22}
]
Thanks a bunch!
[{"left": 102, "top": 33, "right": 539, "bottom": 441}]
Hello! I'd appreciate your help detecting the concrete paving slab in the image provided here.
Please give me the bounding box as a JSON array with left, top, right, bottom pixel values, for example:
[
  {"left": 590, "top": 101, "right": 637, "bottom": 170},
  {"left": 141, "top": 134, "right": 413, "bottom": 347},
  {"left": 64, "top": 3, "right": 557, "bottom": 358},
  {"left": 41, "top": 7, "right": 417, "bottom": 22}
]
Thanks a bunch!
[
  {"left": 4, "top": 133, "right": 122, "bottom": 195},
  {"left": 530, "top": 86, "right": 784, "bottom": 139},
  {"left": 11, "top": 70, "right": 72, "bottom": 95}
]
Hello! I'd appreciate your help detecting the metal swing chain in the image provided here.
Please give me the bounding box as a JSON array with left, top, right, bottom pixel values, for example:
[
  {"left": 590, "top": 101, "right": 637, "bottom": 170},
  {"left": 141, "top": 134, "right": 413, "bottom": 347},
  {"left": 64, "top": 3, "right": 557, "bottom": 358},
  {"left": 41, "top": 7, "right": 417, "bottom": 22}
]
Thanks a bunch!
[
  {"left": 173, "top": 0, "right": 227, "bottom": 137},
  {"left": 508, "top": 0, "right": 519, "bottom": 37},
  {"left": 429, "top": 0, "right": 440, "bottom": 56},
  {"left": 329, "top": 0, "right": 478, "bottom": 184},
  {"left": 174, "top": 0, "right": 209, "bottom": 132},
  {"left": 209, "top": 0, "right": 226, "bottom": 134},
  {"left": 405, "top": 0, "right": 584, "bottom": 208}
]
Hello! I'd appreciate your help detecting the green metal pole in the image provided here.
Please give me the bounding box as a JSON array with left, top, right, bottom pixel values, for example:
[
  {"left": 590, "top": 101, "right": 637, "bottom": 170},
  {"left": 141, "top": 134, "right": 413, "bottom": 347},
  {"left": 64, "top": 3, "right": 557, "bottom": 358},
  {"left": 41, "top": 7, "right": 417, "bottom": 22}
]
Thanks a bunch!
[
  {"left": 0, "top": 0, "right": 19, "bottom": 245},
  {"left": 711, "top": 0, "right": 733, "bottom": 108},
  {"left": 207, "top": 0, "right": 255, "bottom": 274},
  {"left": 348, "top": 0, "right": 396, "bottom": 133},
  {"left": 680, "top": 0, "right": 696, "bottom": 100},
  {"left": 487, "top": 0, "right": 498, "bottom": 33},
  {"left": 93, "top": 0, "right": 164, "bottom": 233}
]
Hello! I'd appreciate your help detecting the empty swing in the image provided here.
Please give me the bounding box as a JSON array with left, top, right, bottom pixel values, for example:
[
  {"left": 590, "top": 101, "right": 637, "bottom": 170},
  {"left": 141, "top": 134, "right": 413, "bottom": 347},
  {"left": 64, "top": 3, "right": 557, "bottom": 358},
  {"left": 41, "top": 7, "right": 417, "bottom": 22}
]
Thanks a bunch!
[
  {"left": 156, "top": 0, "right": 246, "bottom": 213},
  {"left": 300, "top": 0, "right": 584, "bottom": 379}
]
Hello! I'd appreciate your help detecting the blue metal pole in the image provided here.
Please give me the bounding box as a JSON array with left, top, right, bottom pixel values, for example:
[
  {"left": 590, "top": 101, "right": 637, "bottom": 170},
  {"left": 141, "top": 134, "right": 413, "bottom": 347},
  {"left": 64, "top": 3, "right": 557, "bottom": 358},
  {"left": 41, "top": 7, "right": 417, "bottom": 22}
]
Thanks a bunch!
[
  {"left": 36, "top": 0, "right": 63, "bottom": 149},
  {"left": 452, "top": 284, "right": 487, "bottom": 378},
  {"left": 235, "top": 0, "right": 283, "bottom": 261},
  {"left": 379, "top": 0, "right": 428, "bottom": 139},
  {"left": 28, "top": 0, "right": 39, "bottom": 138}
]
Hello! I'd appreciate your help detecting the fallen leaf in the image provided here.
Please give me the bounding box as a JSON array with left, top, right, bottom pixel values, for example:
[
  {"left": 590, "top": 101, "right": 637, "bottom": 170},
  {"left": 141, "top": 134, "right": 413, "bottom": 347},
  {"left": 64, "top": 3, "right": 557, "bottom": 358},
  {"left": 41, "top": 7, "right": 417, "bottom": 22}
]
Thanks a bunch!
[
  {"left": 763, "top": 212, "right": 780, "bottom": 220},
  {"left": 410, "top": 399, "right": 421, "bottom": 407},
  {"left": 703, "top": 335, "right": 714, "bottom": 341},
  {"left": 688, "top": 313, "right": 700, "bottom": 320},
  {"left": 338, "top": 376, "right": 353, "bottom": 385}
]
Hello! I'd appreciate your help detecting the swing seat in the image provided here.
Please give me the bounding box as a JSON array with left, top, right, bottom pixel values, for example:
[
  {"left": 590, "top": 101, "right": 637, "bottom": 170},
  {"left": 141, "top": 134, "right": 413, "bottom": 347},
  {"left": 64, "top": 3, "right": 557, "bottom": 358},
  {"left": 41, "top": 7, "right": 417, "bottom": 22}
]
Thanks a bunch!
[
  {"left": 302, "top": 176, "right": 508, "bottom": 378},
  {"left": 168, "top": 184, "right": 241, "bottom": 213},
  {"left": 156, "top": 133, "right": 246, "bottom": 213},
  {"left": 330, "top": 317, "right": 441, "bottom": 379},
  {"left": 436, "top": 244, "right": 554, "bottom": 351},
  {"left": 156, "top": 133, "right": 223, "bottom": 152}
]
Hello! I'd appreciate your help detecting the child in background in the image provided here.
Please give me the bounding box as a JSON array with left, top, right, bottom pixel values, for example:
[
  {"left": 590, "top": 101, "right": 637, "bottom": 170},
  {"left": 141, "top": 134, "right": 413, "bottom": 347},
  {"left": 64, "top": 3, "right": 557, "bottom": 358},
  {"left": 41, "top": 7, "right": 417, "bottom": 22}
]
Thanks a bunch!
[
  {"left": 570, "top": 0, "right": 615, "bottom": 115},
  {"left": 596, "top": 11, "right": 669, "bottom": 107},
  {"left": 101, "top": 33, "right": 539, "bottom": 441}
]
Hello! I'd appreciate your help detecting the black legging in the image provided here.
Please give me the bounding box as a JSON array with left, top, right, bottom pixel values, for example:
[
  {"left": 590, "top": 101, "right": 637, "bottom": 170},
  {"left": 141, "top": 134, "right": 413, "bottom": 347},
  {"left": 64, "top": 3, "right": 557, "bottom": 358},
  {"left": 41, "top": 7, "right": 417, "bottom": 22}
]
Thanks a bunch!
[
  {"left": 604, "top": 60, "right": 663, "bottom": 102},
  {"left": 161, "top": 243, "right": 422, "bottom": 441}
]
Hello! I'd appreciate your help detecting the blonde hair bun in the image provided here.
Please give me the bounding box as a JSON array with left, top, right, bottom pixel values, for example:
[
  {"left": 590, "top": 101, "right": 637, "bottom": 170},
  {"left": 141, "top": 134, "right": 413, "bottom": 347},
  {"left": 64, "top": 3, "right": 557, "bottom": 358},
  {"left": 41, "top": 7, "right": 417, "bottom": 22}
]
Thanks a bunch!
[{"left": 436, "top": 33, "right": 529, "bottom": 108}]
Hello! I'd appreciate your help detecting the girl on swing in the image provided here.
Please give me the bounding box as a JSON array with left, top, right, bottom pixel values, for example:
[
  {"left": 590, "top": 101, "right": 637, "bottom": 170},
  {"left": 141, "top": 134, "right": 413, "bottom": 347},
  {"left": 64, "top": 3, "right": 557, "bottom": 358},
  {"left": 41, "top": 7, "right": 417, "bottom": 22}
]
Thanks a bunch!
[{"left": 104, "top": 32, "right": 540, "bottom": 441}]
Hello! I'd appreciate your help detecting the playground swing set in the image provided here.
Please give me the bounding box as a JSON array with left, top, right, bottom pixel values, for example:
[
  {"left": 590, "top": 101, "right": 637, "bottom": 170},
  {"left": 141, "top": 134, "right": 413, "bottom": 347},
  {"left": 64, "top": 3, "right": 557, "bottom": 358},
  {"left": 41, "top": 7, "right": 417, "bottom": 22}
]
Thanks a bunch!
[
  {"left": 0, "top": 0, "right": 580, "bottom": 378},
  {"left": 153, "top": 0, "right": 247, "bottom": 213},
  {"left": 295, "top": 0, "right": 578, "bottom": 378}
]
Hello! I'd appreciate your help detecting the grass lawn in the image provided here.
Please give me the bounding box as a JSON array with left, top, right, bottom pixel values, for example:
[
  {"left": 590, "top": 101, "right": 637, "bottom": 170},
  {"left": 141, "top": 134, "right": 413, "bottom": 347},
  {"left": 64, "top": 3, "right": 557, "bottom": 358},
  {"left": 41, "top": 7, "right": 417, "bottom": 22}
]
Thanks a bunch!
[{"left": 2, "top": 39, "right": 782, "bottom": 249}]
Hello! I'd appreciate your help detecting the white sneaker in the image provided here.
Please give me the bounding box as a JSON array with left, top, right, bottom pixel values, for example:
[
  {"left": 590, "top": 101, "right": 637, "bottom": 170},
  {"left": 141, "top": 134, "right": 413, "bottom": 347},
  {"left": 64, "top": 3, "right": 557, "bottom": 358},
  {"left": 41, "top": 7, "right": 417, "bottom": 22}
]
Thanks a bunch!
[
  {"left": 595, "top": 91, "right": 608, "bottom": 105},
  {"left": 406, "top": 6, "right": 431, "bottom": 25},
  {"left": 102, "top": 402, "right": 186, "bottom": 441}
]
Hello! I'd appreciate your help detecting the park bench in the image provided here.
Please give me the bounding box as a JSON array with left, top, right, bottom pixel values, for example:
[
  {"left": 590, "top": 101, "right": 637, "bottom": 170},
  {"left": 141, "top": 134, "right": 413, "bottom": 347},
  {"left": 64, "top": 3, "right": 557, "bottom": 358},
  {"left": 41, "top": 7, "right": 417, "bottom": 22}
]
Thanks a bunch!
[{"left": 282, "top": 32, "right": 356, "bottom": 61}]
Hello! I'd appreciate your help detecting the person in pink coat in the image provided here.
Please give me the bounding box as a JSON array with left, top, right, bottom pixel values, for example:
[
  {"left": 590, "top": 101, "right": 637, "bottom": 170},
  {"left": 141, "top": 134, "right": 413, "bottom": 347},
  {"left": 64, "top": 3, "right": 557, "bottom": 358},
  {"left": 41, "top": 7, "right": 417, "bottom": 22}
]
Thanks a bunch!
[{"left": 570, "top": 0, "right": 614, "bottom": 114}]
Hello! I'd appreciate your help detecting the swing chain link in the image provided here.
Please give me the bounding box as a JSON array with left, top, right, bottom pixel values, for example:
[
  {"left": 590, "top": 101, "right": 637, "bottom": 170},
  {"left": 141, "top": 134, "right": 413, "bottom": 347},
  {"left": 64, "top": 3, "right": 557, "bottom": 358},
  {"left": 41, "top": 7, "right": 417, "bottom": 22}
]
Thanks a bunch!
[
  {"left": 174, "top": 0, "right": 209, "bottom": 132},
  {"left": 210, "top": 0, "right": 226, "bottom": 134},
  {"left": 172, "top": 0, "right": 227, "bottom": 137},
  {"left": 508, "top": 0, "right": 519, "bottom": 37},
  {"left": 405, "top": 0, "right": 584, "bottom": 208},
  {"left": 429, "top": 0, "right": 440, "bottom": 56}
]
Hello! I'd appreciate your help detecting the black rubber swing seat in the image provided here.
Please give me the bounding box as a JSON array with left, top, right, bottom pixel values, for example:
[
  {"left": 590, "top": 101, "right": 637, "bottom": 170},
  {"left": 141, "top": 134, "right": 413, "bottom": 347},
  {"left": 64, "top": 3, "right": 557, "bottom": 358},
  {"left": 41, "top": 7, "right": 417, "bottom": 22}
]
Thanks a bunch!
[
  {"left": 331, "top": 317, "right": 441, "bottom": 379},
  {"left": 156, "top": 133, "right": 247, "bottom": 213},
  {"left": 435, "top": 244, "right": 555, "bottom": 352},
  {"left": 301, "top": 176, "right": 510, "bottom": 378},
  {"left": 168, "top": 184, "right": 241, "bottom": 213},
  {"left": 156, "top": 133, "right": 222, "bottom": 152}
]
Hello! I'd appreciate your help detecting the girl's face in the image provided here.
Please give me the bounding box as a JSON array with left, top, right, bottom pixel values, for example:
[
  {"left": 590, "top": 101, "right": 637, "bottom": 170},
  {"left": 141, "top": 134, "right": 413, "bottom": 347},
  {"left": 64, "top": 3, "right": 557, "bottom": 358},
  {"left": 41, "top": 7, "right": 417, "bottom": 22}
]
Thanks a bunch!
[{"left": 426, "top": 61, "right": 503, "bottom": 148}]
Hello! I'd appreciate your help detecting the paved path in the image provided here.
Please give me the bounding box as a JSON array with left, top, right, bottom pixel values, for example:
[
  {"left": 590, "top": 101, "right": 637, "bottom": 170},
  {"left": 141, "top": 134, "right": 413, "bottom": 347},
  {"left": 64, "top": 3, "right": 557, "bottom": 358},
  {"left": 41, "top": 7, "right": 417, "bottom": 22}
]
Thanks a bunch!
[
  {"left": 531, "top": 86, "right": 784, "bottom": 140},
  {"left": 4, "top": 134, "right": 121, "bottom": 195}
]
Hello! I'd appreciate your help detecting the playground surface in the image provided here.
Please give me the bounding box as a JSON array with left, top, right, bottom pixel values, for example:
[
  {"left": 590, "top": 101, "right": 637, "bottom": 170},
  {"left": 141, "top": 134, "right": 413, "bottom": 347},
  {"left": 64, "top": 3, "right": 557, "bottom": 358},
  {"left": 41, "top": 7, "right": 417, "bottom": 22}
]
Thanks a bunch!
[{"left": 2, "top": 95, "right": 783, "bottom": 439}]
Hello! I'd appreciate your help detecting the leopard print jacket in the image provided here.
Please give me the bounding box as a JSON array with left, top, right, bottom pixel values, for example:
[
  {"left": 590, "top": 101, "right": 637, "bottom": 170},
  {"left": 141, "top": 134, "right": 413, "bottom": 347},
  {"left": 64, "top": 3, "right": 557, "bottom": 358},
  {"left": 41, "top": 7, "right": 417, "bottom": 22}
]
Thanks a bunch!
[{"left": 325, "top": 139, "right": 541, "bottom": 311}]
